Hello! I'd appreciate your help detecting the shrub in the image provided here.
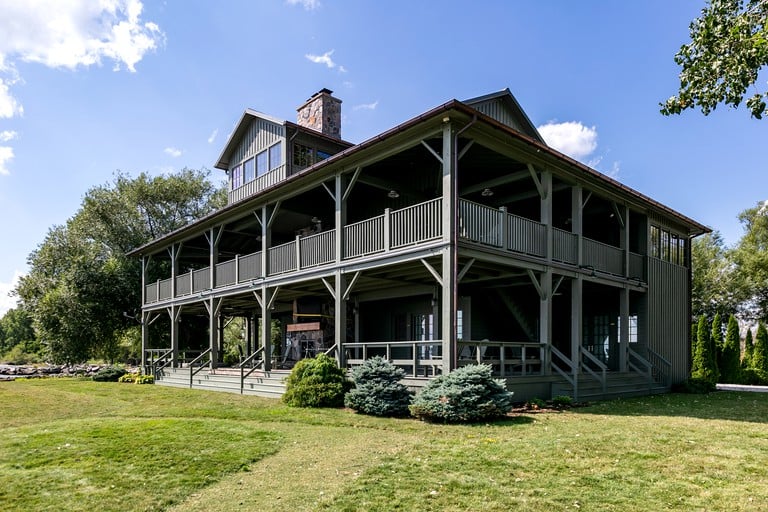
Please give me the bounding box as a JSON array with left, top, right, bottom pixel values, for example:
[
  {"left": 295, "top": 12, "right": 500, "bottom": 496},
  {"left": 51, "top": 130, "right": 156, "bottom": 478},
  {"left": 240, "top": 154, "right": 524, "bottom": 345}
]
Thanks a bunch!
[
  {"left": 344, "top": 356, "right": 412, "bottom": 417},
  {"left": 118, "top": 373, "right": 154, "bottom": 384},
  {"left": 282, "top": 354, "right": 350, "bottom": 407},
  {"left": 118, "top": 373, "right": 135, "bottom": 383},
  {"left": 526, "top": 397, "right": 546, "bottom": 410},
  {"left": 739, "top": 367, "right": 768, "bottom": 385},
  {"left": 551, "top": 395, "right": 574, "bottom": 409},
  {"left": 92, "top": 366, "right": 126, "bottom": 382},
  {"left": 409, "top": 364, "right": 514, "bottom": 423}
]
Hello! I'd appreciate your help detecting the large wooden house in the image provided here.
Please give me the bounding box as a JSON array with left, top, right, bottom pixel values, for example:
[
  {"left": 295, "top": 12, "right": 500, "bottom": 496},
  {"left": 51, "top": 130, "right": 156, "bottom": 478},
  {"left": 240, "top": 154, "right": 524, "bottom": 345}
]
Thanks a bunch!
[{"left": 130, "top": 88, "right": 709, "bottom": 401}]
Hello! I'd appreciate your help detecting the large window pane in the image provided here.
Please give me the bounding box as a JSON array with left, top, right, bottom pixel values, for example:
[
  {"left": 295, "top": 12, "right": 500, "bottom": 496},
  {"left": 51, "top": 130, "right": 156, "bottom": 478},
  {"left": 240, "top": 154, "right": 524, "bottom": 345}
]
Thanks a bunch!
[
  {"left": 661, "top": 230, "right": 670, "bottom": 261},
  {"left": 269, "top": 142, "right": 282, "bottom": 170},
  {"left": 650, "top": 226, "right": 660, "bottom": 258},
  {"left": 256, "top": 150, "right": 268, "bottom": 176},
  {"left": 231, "top": 165, "right": 242, "bottom": 189},
  {"left": 244, "top": 158, "right": 255, "bottom": 182}
]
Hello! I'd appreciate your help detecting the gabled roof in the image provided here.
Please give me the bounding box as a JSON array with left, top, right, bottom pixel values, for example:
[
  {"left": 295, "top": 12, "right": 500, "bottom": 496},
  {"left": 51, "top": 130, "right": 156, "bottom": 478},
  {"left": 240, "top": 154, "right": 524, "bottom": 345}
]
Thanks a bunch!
[
  {"left": 214, "top": 109, "right": 354, "bottom": 171},
  {"left": 463, "top": 88, "right": 545, "bottom": 143}
]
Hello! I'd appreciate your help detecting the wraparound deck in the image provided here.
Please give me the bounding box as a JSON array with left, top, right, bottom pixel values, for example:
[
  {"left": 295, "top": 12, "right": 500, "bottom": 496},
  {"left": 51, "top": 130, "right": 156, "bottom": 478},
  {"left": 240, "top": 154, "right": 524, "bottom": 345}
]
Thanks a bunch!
[{"left": 144, "top": 198, "right": 647, "bottom": 305}]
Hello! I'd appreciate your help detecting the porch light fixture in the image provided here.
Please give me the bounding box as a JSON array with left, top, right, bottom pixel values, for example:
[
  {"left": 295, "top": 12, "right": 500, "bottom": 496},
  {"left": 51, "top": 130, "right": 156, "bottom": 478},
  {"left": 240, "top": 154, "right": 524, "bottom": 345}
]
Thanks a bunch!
[
  {"left": 310, "top": 216, "right": 321, "bottom": 224},
  {"left": 481, "top": 188, "right": 494, "bottom": 197},
  {"left": 387, "top": 189, "right": 400, "bottom": 199}
]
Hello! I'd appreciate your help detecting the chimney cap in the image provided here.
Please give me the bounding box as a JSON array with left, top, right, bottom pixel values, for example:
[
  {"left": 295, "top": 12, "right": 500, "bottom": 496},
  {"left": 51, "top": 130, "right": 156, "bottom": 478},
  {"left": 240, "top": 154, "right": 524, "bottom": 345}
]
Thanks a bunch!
[{"left": 307, "top": 88, "right": 334, "bottom": 101}]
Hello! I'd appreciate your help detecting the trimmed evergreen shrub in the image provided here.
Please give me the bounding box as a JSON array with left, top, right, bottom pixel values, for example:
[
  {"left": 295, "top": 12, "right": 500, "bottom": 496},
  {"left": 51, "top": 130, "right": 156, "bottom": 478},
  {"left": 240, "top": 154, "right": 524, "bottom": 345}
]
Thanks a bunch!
[
  {"left": 753, "top": 322, "right": 768, "bottom": 373},
  {"left": 720, "top": 314, "right": 742, "bottom": 383},
  {"left": 672, "top": 377, "right": 716, "bottom": 394},
  {"left": 692, "top": 316, "right": 718, "bottom": 383},
  {"left": 92, "top": 366, "right": 126, "bottom": 382},
  {"left": 344, "top": 356, "right": 411, "bottom": 417},
  {"left": 743, "top": 328, "right": 754, "bottom": 367},
  {"left": 282, "top": 354, "right": 350, "bottom": 408},
  {"left": 409, "top": 364, "right": 514, "bottom": 423}
]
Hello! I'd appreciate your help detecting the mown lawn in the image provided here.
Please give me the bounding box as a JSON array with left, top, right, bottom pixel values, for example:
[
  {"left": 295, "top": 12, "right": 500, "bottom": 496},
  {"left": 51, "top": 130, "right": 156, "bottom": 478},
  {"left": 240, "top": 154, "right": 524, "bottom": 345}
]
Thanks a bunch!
[{"left": 1, "top": 379, "right": 767, "bottom": 511}]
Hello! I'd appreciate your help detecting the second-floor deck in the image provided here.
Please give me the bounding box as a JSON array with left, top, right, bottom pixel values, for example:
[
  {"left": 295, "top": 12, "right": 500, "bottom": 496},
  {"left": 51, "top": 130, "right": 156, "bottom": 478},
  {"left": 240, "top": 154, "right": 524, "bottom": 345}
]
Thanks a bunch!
[{"left": 144, "top": 198, "right": 650, "bottom": 305}]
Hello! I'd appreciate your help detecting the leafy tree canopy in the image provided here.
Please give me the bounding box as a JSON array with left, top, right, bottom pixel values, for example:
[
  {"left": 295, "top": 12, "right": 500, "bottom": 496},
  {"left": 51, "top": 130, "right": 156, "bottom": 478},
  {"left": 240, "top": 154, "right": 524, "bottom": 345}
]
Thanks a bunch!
[
  {"left": 731, "top": 202, "right": 768, "bottom": 321},
  {"left": 691, "top": 232, "right": 742, "bottom": 318},
  {"left": 16, "top": 169, "right": 224, "bottom": 363},
  {"left": 661, "top": 0, "right": 768, "bottom": 119}
]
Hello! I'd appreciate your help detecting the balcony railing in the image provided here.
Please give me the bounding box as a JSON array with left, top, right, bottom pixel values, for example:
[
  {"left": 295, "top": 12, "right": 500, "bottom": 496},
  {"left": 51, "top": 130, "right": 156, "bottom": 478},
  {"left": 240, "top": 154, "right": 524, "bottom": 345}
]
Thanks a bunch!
[
  {"left": 228, "top": 164, "right": 287, "bottom": 204},
  {"left": 144, "top": 197, "right": 649, "bottom": 305}
]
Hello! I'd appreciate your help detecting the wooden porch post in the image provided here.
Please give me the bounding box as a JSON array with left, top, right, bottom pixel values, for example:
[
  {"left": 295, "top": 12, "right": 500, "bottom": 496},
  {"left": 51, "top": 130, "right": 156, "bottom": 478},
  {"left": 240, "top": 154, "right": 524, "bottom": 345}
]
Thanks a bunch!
[
  {"left": 208, "top": 297, "right": 219, "bottom": 369},
  {"left": 571, "top": 276, "right": 583, "bottom": 388},
  {"left": 540, "top": 171, "right": 553, "bottom": 371},
  {"left": 334, "top": 270, "right": 347, "bottom": 368},
  {"left": 571, "top": 185, "right": 583, "bottom": 266},
  {"left": 440, "top": 121, "right": 457, "bottom": 372},
  {"left": 169, "top": 305, "right": 179, "bottom": 367},
  {"left": 620, "top": 287, "right": 630, "bottom": 372},
  {"left": 140, "top": 256, "right": 148, "bottom": 370},
  {"left": 261, "top": 285, "right": 272, "bottom": 371}
]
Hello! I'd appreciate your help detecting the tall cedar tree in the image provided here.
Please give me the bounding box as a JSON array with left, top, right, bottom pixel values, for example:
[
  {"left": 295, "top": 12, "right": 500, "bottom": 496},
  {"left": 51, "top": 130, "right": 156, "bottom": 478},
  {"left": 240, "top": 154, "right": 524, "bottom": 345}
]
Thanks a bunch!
[
  {"left": 721, "top": 314, "right": 742, "bottom": 383},
  {"left": 753, "top": 322, "right": 768, "bottom": 373},
  {"left": 743, "top": 327, "right": 754, "bottom": 367},
  {"left": 711, "top": 313, "right": 724, "bottom": 372},
  {"left": 693, "top": 316, "right": 719, "bottom": 382}
]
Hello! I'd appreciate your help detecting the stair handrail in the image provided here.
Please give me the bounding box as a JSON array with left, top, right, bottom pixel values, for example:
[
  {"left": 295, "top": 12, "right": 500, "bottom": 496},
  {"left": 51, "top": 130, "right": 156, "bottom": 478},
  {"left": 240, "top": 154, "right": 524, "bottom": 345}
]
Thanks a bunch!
[
  {"left": 151, "top": 349, "right": 174, "bottom": 379},
  {"left": 550, "top": 345, "right": 578, "bottom": 399},
  {"left": 323, "top": 343, "right": 338, "bottom": 358},
  {"left": 579, "top": 346, "right": 607, "bottom": 393},
  {"left": 240, "top": 347, "right": 265, "bottom": 394},
  {"left": 646, "top": 347, "right": 672, "bottom": 386},
  {"left": 627, "top": 346, "right": 654, "bottom": 386},
  {"left": 188, "top": 348, "right": 212, "bottom": 388}
]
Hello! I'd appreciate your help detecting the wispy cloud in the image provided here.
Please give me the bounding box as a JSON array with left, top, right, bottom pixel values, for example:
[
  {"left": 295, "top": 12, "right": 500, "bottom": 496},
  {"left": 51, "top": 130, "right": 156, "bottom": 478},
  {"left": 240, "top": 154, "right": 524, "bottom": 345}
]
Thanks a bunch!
[
  {"left": 0, "top": 130, "right": 18, "bottom": 142},
  {"left": 354, "top": 100, "right": 379, "bottom": 111},
  {"left": 0, "top": 77, "right": 23, "bottom": 118},
  {"left": 164, "top": 147, "right": 182, "bottom": 158},
  {"left": 0, "top": 145, "right": 13, "bottom": 176},
  {"left": 286, "top": 0, "right": 321, "bottom": 10},
  {"left": 306, "top": 49, "right": 337, "bottom": 69},
  {"left": 207, "top": 128, "right": 218, "bottom": 144}
]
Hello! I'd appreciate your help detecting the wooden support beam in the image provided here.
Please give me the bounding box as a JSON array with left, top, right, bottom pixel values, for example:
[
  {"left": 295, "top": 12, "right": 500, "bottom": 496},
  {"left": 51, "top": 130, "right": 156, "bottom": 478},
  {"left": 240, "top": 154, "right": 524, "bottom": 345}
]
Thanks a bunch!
[
  {"left": 459, "top": 169, "right": 530, "bottom": 196},
  {"left": 421, "top": 140, "right": 443, "bottom": 164},
  {"left": 457, "top": 139, "right": 475, "bottom": 161},
  {"left": 527, "top": 164, "right": 546, "bottom": 199},
  {"left": 342, "top": 166, "right": 362, "bottom": 201},
  {"left": 457, "top": 258, "right": 476, "bottom": 282},
  {"left": 252, "top": 290, "right": 264, "bottom": 309},
  {"left": 582, "top": 191, "right": 592, "bottom": 208},
  {"left": 527, "top": 269, "right": 546, "bottom": 300},
  {"left": 611, "top": 201, "right": 625, "bottom": 229},
  {"left": 420, "top": 258, "right": 443, "bottom": 287},
  {"left": 266, "top": 286, "right": 280, "bottom": 311},
  {"left": 553, "top": 275, "right": 565, "bottom": 297},
  {"left": 321, "top": 181, "right": 335, "bottom": 202},
  {"left": 266, "top": 201, "right": 282, "bottom": 229},
  {"left": 342, "top": 271, "right": 361, "bottom": 301},
  {"left": 321, "top": 277, "right": 336, "bottom": 300}
]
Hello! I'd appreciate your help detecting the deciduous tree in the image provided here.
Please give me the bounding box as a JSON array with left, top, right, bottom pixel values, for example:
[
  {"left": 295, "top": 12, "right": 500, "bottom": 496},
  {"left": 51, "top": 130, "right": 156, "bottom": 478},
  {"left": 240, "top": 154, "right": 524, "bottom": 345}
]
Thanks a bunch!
[{"left": 662, "top": 0, "right": 768, "bottom": 119}]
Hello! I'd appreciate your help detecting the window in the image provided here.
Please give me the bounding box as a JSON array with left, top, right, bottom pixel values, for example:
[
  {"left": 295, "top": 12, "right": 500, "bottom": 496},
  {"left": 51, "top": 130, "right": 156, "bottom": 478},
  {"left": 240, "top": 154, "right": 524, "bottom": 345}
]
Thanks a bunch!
[
  {"left": 316, "top": 149, "right": 332, "bottom": 161},
  {"left": 670, "top": 234, "right": 679, "bottom": 264},
  {"left": 269, "top": 142, "right": 282, "bottom": 169},
  {"left": 231, "top": 164, "right": 243, "bottom": 190},
  {"left": 650, "top": 226, "right": 660, "bottom": 258},
  {"left": 256, "top": 150, "right": 268, "bottom": 177},
  {"left": 293, "top": 143, "right": 313, "bottom": 167},
  {"left": 243, "top": 158, "right": 255, "bottom": 182},
  {"left": 661, "top": 230, "right": 670, "bottom": 261},
  {"left": 679, "top": 238, "right": 687, "bottom": 266}
]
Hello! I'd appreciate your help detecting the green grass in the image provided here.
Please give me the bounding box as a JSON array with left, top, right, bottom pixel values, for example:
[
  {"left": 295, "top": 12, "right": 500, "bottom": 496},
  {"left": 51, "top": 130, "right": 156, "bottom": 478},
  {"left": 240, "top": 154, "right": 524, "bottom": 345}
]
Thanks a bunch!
[{"left": 2, "top": 380, "right": 768, "bottom": 511}]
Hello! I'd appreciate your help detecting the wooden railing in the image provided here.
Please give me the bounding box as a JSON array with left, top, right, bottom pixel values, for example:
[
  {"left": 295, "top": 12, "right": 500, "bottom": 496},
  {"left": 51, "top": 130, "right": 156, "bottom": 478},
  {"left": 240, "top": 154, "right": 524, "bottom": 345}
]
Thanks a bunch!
[
  {"left": 390, "top": 198, "right": 442, "bottom": 248},
  {"left": 553, "top": 228, "right": 577, "bottom": 264},
  {"left": 457, "top": 340, "right": 545, "bottom": 377},
  {"left": 627, "top": 346, "right": 654, "bottom": 387},
  {"left": 192, "top": 268, "right": 210, "bottom": 292},
  {"left": 646, "top": 347, "right": 672, "bottom": 387},
  {"left": 345, "top": 340, "right": 443, "bottom": 378},
  {"left": 508, "top": 214, "right": 546, "bottom": 257},
  {"left": 459, "top": 200, "right": 503, "bottom": 247},
  {"left": 300, "top": 231, "right": 335, "bottom": 268},
  {"left": 268, "top": 240, "right": 297, "bottom": 275},
  {"left": 629, "top": 253, "right": 645, "bottom": 280},
  {"left": 229, "top": 164, "right": 287, "bottom": 203},
  {"left": 551, "top": 345, "right": 576, "bottom": 395},
  {"left": 579, "top": 346, "right": 607, "bottom": 394},
  {"left": 344, "top": 215, "right": 384, "bottom": 258},
  {"left": 215, "top": 259, "right": 237, "bottom": 287},
  {"left": 583, "top": 238, "right": 624, "bottom": 275}
]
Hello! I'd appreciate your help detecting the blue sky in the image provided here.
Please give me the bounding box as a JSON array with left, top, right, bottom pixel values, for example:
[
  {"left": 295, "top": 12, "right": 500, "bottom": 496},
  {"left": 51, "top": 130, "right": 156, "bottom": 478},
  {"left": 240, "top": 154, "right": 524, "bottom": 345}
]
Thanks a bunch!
[{"left": 1, "top": 0, "right": 766, "bottom": 315}]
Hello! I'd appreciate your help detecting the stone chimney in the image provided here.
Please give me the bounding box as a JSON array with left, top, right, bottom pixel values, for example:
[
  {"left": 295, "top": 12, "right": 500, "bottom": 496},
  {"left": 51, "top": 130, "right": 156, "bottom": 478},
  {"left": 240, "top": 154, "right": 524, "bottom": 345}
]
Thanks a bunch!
[{"left": 296, "top": 88, "right": 342, "bottom": 139}]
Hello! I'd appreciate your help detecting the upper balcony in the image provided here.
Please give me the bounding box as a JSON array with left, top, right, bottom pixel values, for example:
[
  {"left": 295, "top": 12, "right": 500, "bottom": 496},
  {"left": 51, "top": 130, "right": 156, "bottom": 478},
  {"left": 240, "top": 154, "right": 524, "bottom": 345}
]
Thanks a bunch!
[{"left": 143, "top": 198, "right": 649, "bottom": 305}]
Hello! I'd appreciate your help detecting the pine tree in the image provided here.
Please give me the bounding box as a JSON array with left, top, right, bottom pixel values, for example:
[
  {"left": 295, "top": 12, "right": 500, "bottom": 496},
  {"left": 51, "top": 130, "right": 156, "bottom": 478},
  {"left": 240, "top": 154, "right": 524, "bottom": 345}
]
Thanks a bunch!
[
  {"left": 753, "top": 323, "right": 768, "bottom": 374},
  {"left": 743, "top": 328, "right": 754, "bottom": 367},
  {"left": 721, "top": 314, "right": 741, "bottom": 383},
  {"left": 692, "top": 316, "right": 718, "bottom": 383}
]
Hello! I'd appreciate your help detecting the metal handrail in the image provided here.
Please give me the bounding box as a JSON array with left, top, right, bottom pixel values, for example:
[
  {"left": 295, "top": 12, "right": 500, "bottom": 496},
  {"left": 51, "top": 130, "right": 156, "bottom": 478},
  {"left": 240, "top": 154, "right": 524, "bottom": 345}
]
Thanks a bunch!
[
  {"left": 323, "top": 342, "right": 338, "bottom": 357},
  {"left": 551, "top": 346, "right": 577, "bottom": 398},
  {"left": 189, "top": 348, "right": 212, "bottom": 388},
  {"left": 579, "top": 346, "right": 607, "bottom": 393},
  {"left": 149, "top": 349, "right": 173, "bottom": 379},
  {"left": 627, "top": 346, "right": 654, "bottom": 386},
  {"left": 646, "top": 347, "right": 672, "bottom": 386},
  {"left": 239, "top": 348, "right": 265, "bottom": 394}
]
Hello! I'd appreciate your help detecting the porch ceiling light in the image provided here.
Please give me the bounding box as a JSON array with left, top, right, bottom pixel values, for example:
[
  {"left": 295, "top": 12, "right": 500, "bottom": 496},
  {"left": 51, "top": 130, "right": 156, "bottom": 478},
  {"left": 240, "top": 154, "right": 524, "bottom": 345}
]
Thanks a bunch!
[
  {"left": 481, "top": 188, "right": 494, "bottom": 197},
  {"left": 311, "top": 216, "right": 321, "bottom": 224},
  {"left": 387, "top": 189, "right": 400, "bottom": 199}
]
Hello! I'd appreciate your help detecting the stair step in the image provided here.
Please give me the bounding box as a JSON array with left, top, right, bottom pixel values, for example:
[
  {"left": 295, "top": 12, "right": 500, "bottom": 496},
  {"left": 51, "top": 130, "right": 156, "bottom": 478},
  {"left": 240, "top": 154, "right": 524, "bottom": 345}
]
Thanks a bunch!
[{"left": 154, "top": 367, "right": 287, "bottom": 399}]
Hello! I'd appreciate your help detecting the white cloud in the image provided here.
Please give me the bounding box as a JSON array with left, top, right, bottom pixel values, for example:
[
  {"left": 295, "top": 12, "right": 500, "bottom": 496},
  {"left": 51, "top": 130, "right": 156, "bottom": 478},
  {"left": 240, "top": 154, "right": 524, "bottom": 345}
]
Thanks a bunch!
[
  {"left": 354, "top": 100, "right": 379, "bottom": 111},
  {"left": 207, "top": 128, "right": 218, "bottom": 144},
  {"left": 537, "top": 121, "right": 598, "bottom": 161},
  {"left": 338, "top": 65, "right": 348, "bottom": 73},
  {"left": 0, "top": 78, "right": 23, "bottom": 118},
  {"left": 306, "top": 49, "right": 339, "bottom": 69},
  {"left": 0, "top": 270, "right": 24, "bottom": 316},
  {"left": 0, "top": 130, "right": 18, "bottom": 142},
  {"left": 164, "top": 147, "right": 182, "bottom": 158},
  {"left": 286, "top": 0, "right": 320, "bottom": 10},
  {"left": 0, "top": 145, "right": 13, "bottom": 175},
  {"left": 0, "top": 0, "right": 164, "bottom": 73}
]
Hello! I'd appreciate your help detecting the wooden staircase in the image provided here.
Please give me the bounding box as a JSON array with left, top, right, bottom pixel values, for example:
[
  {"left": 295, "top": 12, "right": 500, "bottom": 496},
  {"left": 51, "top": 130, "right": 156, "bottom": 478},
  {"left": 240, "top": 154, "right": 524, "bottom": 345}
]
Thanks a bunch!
[
  {"left": 154, "top": 366, "right": 288, "bottom": 399},
  {"left": 551, "top": 371, "right": 669, "bottom": 402}
]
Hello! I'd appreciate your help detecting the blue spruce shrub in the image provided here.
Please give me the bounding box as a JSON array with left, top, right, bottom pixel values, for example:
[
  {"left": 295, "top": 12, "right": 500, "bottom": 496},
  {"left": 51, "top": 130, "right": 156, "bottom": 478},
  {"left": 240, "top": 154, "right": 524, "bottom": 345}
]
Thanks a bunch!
[
  {"left": 409, "top": 364, "right": 514, "bottom": 423},
  {"left": 344, "top": 356, "right": 412, "bottom": 417},
  {"left": 282, "top": 353, "right": 350, "bottom": 407}
]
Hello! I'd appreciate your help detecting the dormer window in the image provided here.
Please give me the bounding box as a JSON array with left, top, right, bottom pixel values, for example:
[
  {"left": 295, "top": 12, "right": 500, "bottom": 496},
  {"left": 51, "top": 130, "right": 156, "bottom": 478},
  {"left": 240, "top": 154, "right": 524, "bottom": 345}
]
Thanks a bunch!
[{"left": 294, "top": 143, "right": 313, "bottom": 167}]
